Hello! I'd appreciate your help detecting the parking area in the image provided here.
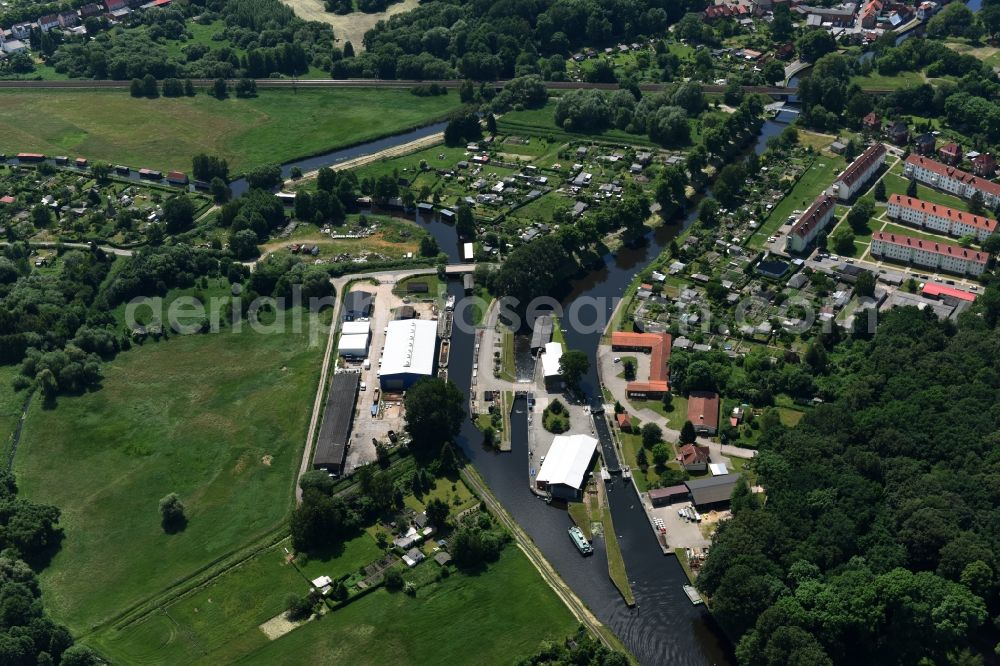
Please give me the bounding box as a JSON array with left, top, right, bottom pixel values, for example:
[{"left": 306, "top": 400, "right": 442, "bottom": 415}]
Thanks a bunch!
[{"left": 647, "top": 501, "right": 722, "bottom": 549}]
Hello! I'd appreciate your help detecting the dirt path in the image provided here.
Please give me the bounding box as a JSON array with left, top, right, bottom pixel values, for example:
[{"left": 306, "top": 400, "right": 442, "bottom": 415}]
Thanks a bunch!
[
  {"left": 281, "top": 0, "right": 419, "bottom": 49},
  {"left": 283, "top": 131, "right": 443, "bottom": 189}
]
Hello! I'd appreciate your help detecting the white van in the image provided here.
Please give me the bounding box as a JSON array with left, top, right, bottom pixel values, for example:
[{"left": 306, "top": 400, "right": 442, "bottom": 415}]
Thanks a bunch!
[{"left": 363, "top": 359, "right": 371, "bottom": 370}]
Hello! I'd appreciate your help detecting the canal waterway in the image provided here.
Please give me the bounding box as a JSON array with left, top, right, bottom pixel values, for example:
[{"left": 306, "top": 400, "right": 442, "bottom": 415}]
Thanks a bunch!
[{"left": 226, "top": 114, "right": 790, "bottom": 665}]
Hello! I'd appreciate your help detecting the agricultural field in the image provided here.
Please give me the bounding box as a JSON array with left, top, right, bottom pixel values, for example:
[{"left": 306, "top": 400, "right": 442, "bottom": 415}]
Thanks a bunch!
[
  {"left": 13, "top": 303, "right": 326, "bottom": 633},
  {"left": 0, "top": 89, "right": 460, "bottom": 174}
]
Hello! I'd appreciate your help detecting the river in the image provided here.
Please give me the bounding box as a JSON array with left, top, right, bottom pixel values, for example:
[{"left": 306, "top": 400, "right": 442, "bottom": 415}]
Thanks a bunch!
[{"left": 235, "top": 115, "right": 787, "bottom": 664}]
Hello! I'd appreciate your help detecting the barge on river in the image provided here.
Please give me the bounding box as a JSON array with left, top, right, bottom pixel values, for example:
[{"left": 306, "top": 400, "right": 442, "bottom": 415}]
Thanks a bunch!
[{"left": 568, "top": 526, "right": 593, "bottom": 556}]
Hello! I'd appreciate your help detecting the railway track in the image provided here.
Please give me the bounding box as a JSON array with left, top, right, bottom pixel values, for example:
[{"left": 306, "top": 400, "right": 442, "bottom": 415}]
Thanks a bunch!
[{"left": 0, "top": 77, "right": 823, "bottom": 95}]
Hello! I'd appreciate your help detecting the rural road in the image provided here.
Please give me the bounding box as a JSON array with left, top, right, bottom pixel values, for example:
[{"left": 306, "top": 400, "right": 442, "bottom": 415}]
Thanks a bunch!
[{"left": 282, "top": 131, "right": 444, "bottom": 188}]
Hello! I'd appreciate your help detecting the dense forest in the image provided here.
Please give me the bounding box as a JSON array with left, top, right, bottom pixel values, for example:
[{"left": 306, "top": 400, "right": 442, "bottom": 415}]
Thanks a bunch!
[
  {"left": 335, "top": 0, "right": 706, "bottom": 79},
  {"left": 697, "top": 291, "right": 1000, "bottom": 665}
]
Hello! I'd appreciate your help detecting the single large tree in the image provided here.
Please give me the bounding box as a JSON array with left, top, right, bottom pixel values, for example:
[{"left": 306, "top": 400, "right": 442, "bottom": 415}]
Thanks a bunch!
[
  {"left": 404, "top": 378, "right": 465, "bottom": 454},
  {"left": 163, "top": 195, "right": 195, "bottom": 234},
  {"left": 558, "top": 349, "right": 590, "bottom": 393},
  {"left": 158, "top": 493, "right": 186, "bottom": 533}
]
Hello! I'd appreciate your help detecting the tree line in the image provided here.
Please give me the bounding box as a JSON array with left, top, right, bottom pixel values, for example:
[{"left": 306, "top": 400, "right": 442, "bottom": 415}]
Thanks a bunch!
[{"left": 697, "top": 297, "right": 1000, "bottom": 664}]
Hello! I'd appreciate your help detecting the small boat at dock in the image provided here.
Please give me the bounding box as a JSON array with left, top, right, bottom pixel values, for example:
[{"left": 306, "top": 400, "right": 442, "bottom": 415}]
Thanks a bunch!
[{"left": 568, "top": 526, "right": 593, "bottom": 556}]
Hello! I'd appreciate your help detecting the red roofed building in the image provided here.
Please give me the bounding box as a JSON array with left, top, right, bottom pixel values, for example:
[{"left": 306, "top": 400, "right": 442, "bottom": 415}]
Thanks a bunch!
[
  {"left": 972, "top": 153, "right": 997, "bottom": 178},
  {"left": 0, "top": 195, "right": 15, "bottom": 205},
  {"left": 610, "top": 331, "right": 671, "bottom": 398},
  {"left": 862, "top": 112, "right": 881, "bottom": 133},
  {"left": 38, "top": 14, "right": 60, "bottom": 31},
  {"left": 921, "top": 282, "right": 976, "bottom": 302},
  {"left": 104, "top": 0, "right": 127, "bottom": 11},
  {"left": 648, "top": 484, "right": 689, "bottom": 507},
  {"left": 677, "top": 444, "right": 710, "bottom": 472},
  {"left": 887, "top": 194, "right": 996, "bottom": 242},
  {"left": 167, "top": 170, "right": 189, "bottom": 185},
  {"left": 870, "top": 231, "right": 988, "bottom": 276},
  {"left": 785, "top": 194, "right": 836, "bottom": 254},
  {"left": 904, "top": 154, "right": 1000, "bottom": 209},
  {"left": 615, "top": 412, "right": 632, "bottom": 432},
  {"left": 938, "top": 142, "right": 962, "bottom": 166},
  {"left": 687, "top": 391, "right": 720, "bottom": 435},
  {"left": 831, "top": 143, "right": 886, "bottom": 201}
]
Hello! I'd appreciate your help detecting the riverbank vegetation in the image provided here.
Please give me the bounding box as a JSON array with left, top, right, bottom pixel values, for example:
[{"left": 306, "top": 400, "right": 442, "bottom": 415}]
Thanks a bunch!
[
  {"left": 602, "top": 506, "right": 635, "bottom": 607},
  {"left": 0, "top": 88, "right": 460, "bottom": 174},
  {"left": 697, "top": 301, "right": 1000, "bottom": 664}
]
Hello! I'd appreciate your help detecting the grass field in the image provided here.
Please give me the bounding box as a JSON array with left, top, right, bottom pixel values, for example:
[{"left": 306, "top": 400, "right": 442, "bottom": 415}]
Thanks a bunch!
[
  {"left": 748, "top": 154, "right": 846, "bottom": 247},
  {"left": 498, "top": 101, "right": 658, "bottom": 147},
  {"left": 0, "top": 366, "right": 26, "bottom": 461},
  {"left": 14, "top": 313, "right": 325, "bottom": 633},
  {"left": 245, "top": 545, "right": 577, "bottom": 665},
  {"left": 0, "top": 89, "right": 459, "bottom": 174},
  {"left": 90, "top": 541, "right": 306, "bottom": 664},
  {"left": 851, "top": 69, "right": 924, "bottom": 90},
  {"left": 96, "top": 542, "right": 579, "bottom": 665}
]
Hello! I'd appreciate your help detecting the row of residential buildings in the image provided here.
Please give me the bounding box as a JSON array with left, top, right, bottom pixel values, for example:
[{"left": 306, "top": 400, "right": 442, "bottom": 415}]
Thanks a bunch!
[
  {"left": 904, "top": 154, "right": 1000, "bottom": 210},
  {"left": 870, "top": 231, "right": 988, "bottom": 276},
  {"left": 887, "top": 194, "right": 997, "bottom": 243},
  {"left": 2, "top": 0, "right": 171, "bottom": 48},
  {"left": 784, "top": 143, "right": 887, "bottom": 254}
]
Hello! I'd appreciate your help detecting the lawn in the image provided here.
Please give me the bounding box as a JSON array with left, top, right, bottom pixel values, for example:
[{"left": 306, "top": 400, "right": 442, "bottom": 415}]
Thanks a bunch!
[
  {"left": 629, "top": 395, "right": 689, "bottom": 431},
  {"left": 881, "top": 172, "right": 970, "bottom": 212},
  {"left": 0, "top": 88, "right": 460, "bottom": 174},
  {"left": 294, "top": 532, "right": 383, "bottom": 585},
  {"left": 241, "top": 545, "right": 578, "bottom": 665},
  {"left": 13, "top": 311, "right": 325, "bottom": 633},
  {"left": 748, "top": 154, "right": 846, "bottom": 247},
  {"left": 880, "top": 222, "right": 972, "bottom": 246}
]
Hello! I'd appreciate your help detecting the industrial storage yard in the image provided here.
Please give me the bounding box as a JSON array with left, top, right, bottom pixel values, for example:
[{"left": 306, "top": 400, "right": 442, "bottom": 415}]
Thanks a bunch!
[{"left": 312, "top": 272, "right": 452, "bottom": 476}]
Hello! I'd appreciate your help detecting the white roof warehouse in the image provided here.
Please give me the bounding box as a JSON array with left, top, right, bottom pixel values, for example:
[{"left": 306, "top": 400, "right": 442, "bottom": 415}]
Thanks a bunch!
[
  {"left": 535, "top": 434, "right": 599, "bottom": 499},
  {"left": 379, "top": 319, "right": 438, "bottom": 390}
]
